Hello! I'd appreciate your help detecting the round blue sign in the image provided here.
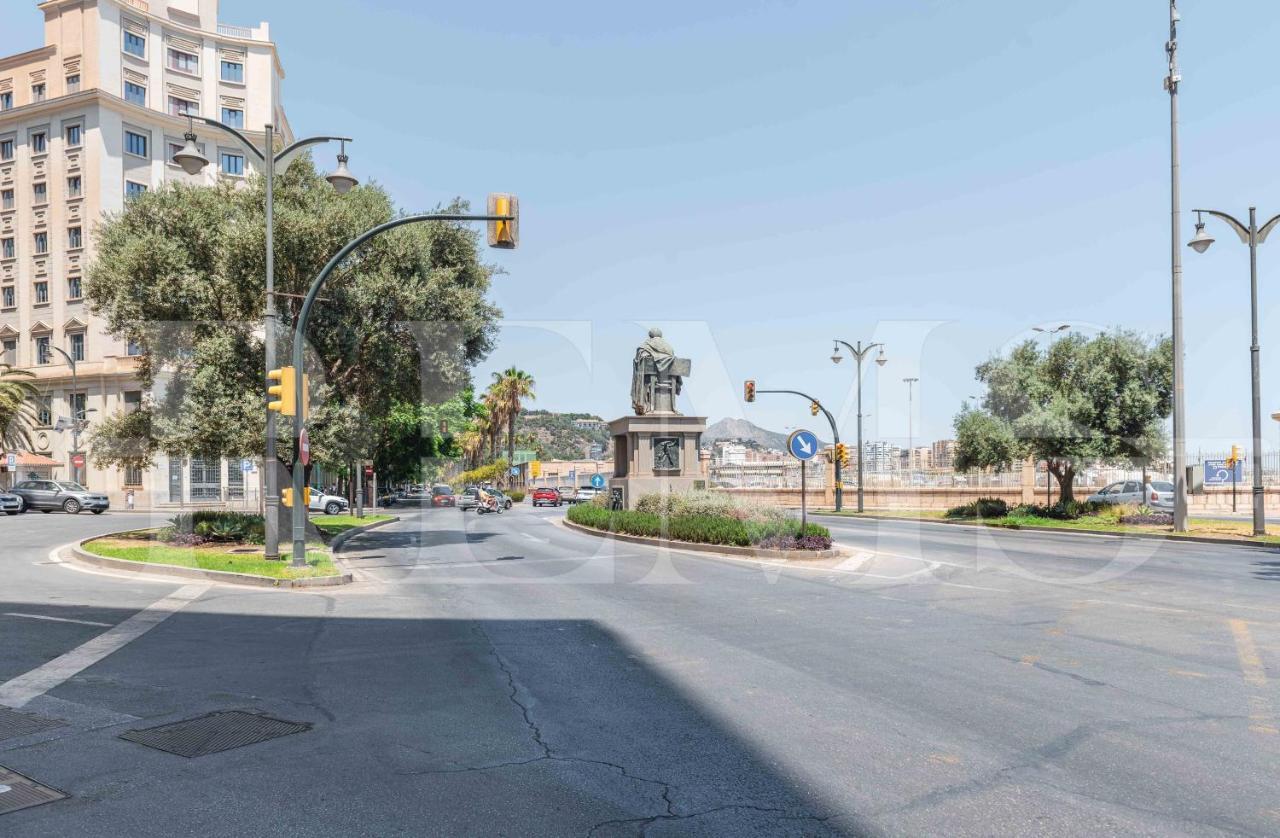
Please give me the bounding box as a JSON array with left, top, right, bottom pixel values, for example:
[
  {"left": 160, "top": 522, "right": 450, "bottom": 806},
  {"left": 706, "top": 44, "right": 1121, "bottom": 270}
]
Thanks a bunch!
[
  {"left": 590, "top": 473, "right": 606, "bottom": 489},
  {"left": 787, "top": 429, "right": 820, "bottom": 461}
]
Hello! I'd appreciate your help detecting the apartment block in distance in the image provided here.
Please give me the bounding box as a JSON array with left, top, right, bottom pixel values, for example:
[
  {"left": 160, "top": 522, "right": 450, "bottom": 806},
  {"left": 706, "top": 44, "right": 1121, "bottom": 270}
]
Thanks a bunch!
[{"left": 0, "top": 0, "right": 290, "bottom": 506}]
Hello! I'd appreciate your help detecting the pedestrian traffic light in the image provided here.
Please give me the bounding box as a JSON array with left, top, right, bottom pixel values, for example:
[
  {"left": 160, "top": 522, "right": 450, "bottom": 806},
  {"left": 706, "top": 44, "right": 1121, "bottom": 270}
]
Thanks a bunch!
[
  {"left": 744, "top": 380, "right": 756, "bottom": 403},
  {"left": 810, "top": 401, "right": 820, "bottom": 417},
  {"left": 487, "top": 193, "right": 519, "bottom": 249},
  {"left": 267, "top": 366, "right": 296, "bottom": 416}
]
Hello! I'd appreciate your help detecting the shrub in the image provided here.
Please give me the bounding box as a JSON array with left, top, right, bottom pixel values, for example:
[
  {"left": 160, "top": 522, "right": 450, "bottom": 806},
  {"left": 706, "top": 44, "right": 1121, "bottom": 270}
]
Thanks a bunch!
[
  {"left": 507, "top": 490, "right": 525, "bottom": 503},
  {"left": 1010, "top": 500, "right": 1108, "bottom": 521},
  {"left": 567, "top": 503, "right": 830, "bottom": 549},
  {"left": 634, "top": 490, "right": 790, "bottom": 525},
  {"left": 945, "top": 497, "right": 1009, "bottom": 519}
]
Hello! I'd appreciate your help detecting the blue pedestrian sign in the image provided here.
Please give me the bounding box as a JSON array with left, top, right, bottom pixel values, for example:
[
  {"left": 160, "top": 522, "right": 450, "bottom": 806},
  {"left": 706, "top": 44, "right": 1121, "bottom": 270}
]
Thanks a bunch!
[
  {"left": 510, "top": 466, "right": 520, "bottom": 476},
  {"left": 590, "top": 473, "right": 606, "bottom": 489},
  {"left": 787, "top": 429, "right": 820, "bottom": 461},
  {"left": 241, "top": 459, "right": 254, "bottom": 473},
  {"left": 1204, "top": 459, "right": 1242, "bottom": 486}
]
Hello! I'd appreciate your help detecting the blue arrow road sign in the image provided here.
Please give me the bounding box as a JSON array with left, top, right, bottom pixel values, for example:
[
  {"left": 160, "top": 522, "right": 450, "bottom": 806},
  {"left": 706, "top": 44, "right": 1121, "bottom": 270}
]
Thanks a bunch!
[
  {"left": 788, "top": 429, "right": 820, "bottom": 461},
  {"left": 591, "top": 473, "right": 606, "bottom": 489}
]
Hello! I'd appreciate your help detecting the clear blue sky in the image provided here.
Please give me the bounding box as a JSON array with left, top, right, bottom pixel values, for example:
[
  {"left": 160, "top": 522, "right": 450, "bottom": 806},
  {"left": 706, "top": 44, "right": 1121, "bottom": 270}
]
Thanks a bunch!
[{"left": 8, "top": 1, "right": 1280, "bottom": 455}]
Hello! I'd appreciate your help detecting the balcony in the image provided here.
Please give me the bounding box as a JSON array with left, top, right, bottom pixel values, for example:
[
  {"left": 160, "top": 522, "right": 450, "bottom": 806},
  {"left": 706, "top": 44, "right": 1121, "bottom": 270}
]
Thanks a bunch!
[{"left": 217, "top": 23, "right": 265, "bottom": 41}]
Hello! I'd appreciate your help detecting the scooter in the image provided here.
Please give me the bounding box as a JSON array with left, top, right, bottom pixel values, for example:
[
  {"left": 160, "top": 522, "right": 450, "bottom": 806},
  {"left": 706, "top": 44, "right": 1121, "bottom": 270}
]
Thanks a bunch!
[{"left": 476, "top": 495, "right": 502, "bottom": 515}]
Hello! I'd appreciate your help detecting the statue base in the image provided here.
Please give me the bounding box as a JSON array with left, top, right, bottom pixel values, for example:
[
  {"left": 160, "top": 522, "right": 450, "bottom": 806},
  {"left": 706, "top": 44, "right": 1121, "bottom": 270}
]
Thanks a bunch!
[{"left": 607, "top": 414, "right": 707, "bottom": 510}]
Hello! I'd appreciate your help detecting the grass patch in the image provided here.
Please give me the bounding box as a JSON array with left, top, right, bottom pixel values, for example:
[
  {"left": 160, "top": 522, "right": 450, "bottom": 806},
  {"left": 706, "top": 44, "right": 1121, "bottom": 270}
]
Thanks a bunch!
[
  {"left": 83, "top": 533, "right": 338, "bottom": 578},
  {"left": 311, "top": 514, "right": 392, "bottom": 538}
]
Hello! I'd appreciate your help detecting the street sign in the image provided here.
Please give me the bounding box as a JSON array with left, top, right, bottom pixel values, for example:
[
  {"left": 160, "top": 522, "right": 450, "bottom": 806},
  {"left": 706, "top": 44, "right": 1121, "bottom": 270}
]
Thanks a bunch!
[
  {"left": 70, "top": 453, "right": 85, "bottom": 470},
  {"left": 241, "top": 459, "right": 254, "bottom": 473},
  {"left": 299, "top": 428, "right": 311, "bottom": 467},
  {"left": 365, "top": 465, "right": 374, "bottom": 478},
  {"left": 590, "top": 473, "right": 606, "bottom": 489},
  {"left": 787, "top": 429, "right": 819, "bottom": 461},
  {"left": 530, "top": 460, "right": 541, "bottom": 478},
  {"left": 509, "top": 466, "right": 519, "bottom": 476},
  {"left": 5, "top": 453, "right": 15, "bottom": 470},
  {"left": 1204, "top": 459, "right": 1242, "bottom": 487}
]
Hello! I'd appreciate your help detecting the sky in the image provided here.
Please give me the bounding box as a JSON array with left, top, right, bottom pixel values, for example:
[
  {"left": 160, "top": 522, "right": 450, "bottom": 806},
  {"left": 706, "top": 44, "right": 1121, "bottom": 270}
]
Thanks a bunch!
[{"left": 7, "top": 0, "right": 1280, "bottom": 455}]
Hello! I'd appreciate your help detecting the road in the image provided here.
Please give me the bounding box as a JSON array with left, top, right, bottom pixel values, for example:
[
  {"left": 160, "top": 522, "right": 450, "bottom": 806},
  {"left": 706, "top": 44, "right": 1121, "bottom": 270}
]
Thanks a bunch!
[{"left": 0, "top": 506, "right": 1278, "bottom": 835}]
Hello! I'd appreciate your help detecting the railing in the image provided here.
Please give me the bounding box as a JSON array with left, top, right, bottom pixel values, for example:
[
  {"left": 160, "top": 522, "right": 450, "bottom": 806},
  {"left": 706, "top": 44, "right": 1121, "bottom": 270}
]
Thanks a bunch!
[
  {"left": 217, "top": 23, "right": 257, "bottom": 40},
  {"left": 123, "top": 0, "right": 150, "bottom": 12}
]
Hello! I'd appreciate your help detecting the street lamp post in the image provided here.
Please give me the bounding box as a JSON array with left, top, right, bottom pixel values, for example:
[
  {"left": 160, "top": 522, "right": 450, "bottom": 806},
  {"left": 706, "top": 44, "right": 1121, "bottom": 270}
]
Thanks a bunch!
[
  {"left": 173, "top": 115, "right": 356, "bottom": 559},
  {"left": 831, "top": 340, "right": 887, "bottom": 512},
  {"left": 1187, "top": 207, "right": 1280, "bottom": 536},
  {"left": 288, "top": 207, "right": 516, "bottom": 566},
  {"left": 41, "top": 344, "right": 83, "bottom": 482},
  {"left": 903, "top": 377, "right": 918, "bottom": 477},
  {"left": 1166, "top": 0, "right": 1189, "bottom": 533}
]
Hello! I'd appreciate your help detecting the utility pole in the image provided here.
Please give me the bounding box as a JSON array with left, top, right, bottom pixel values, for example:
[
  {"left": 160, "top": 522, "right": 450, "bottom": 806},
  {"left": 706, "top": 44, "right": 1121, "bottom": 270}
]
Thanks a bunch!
[
  {"left": 832, "top": 340, "right": 887, "bottom": 512},
  {"left": 1167, "top": 0, "right": 1189, "bottom": 532},
  {"left": 903, "top": 377, "right": 918, "bottom": 477}
]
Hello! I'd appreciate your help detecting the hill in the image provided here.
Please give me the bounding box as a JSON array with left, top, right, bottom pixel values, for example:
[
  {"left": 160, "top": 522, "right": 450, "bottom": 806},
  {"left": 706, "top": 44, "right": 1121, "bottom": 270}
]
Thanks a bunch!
[
  {"left": 704, "top": 417, "right": 831, "bottom": 450},
  {"left": 517, "top": 410, "right": 611, "bottom": 461}
]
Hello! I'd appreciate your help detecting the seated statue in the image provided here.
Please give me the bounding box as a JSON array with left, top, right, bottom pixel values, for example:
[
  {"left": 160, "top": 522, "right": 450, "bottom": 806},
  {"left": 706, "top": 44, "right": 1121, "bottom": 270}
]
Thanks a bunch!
[{"left": 631, "top": 328, "right": 690, "bottom": 415}]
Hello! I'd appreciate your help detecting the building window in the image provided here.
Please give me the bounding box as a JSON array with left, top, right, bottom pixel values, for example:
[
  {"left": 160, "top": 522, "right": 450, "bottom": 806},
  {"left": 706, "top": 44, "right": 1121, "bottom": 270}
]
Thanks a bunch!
[
  {"left": 34, "top": 281, "right": 48, "bottom": 304},
  {"left": 127, "top": 339, "right": 143, "bottom": 356},
  {"left": 0, "top": 92, "right": 11, "bottom": 110},
  {"left": 227, "top": 462, "right": 245, "bottom": 499},
  {"left": 124, "top": 390, "right": 142, "bottom": 413},
  {"left": 67, "top": 176, "right": 81, "bottom": 198},
  {"left": 125, "top": 465, "right": 143, "bottom": 487},
  {"left": 37, "top": 395, "right": 52, "bottom": 426},
  {"left": 125, "top": 180, "right": 147, "bottom": 199},
  {"left": 168, "top": 96, "right": 198, "bottom": 117},
  {"left": 125, "top": 130, "right": 148, "bottom": 158},
  {"left": 67, "top": 276, "right": 82, "bottom": 300},
  {"left": 220, "top": 107, "right": 243, "bottom": 129},
  {"left": 31, "top": 84, "right": 45, "bottom": 103},
  {"left": 65, "top": 124, "right": 81, "bottom": 147},
  {"left": 220, "top": 60, "right": 244, "bottom": 83},
  {"left": 70, "top": 392, "right": 86, "bottom": 420},
  {"left": 0, "top": 140, "right": 12, "bottom": 160},
  {"left": 35, "top": 336, "right": 50, "bottom": 365},
  {"left": 124, "top": 81, "right": 146, "bottom": 106},
  {"left": 124, "top": 31, "right": 146, "bottom": 58},
  {"left": 69, "top": 332, "right": 84, "bottom": 362},
  {"left": 33, "top": 182, "right": 47, "bottom": 204},
  {"left": 0, "top": 190, "right": 11, "bottom": 210},
  {"left": 31, "top": 132, "right": 46, "bottom": 154},
  {"left": 68, "top": 227, "right": 82, "bottom": 249},
  {"left": 1, "top": 339, "right": 14, "bottom": 365},
  {"left": 66, "top": 74, "right": 80, "bottom": 94},
  {"left": 34, "top": 232, "right": 48, "bottom": 254},
  {"left": 1, "top": 287, "right": 13, "bottom": 308},
  {"left": 168, "top": 457, "right": 183, "bottom": 502},
  {"left": 1, "top": 238, "right": 13, "bottom": 259},
  {"left": 167, "top": 48, "right": 199, "bottom": 75},
  {"left": 189, "top": 456, "right": 222, "bottom": 500},
  {"left": 220, "top": 152, "right": 244, "bottom": 176}
]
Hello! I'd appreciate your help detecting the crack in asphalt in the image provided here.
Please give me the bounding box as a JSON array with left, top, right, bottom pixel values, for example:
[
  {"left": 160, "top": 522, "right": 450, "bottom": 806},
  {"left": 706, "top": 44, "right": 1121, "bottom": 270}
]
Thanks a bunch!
[{"left": 585, "top": 804, "right": 834, "bottom": 837}]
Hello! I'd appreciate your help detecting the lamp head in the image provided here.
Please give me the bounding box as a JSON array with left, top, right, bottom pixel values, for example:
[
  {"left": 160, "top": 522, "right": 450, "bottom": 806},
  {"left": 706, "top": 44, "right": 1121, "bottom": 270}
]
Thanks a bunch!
[
  {"left": 875, "top": 347, "right": 887, "bottom": 367},
  {"left": 173, "top": 131, "right": 209, "bottom": 176},
  {"left": 325, "top": 141, "right": 358, "bottom": 194},
  {"left": 1187, "top": 220, "right": 1214, "bottom": 254},
  {"left": 830, "top": 345, "right": 842, "bottom": 364}
]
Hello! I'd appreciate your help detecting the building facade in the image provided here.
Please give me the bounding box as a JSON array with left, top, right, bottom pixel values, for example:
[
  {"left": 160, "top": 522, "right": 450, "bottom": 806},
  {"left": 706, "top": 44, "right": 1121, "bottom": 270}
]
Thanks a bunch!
[{"left": 0, "top": 0, "right": 288, "bottom": 505}]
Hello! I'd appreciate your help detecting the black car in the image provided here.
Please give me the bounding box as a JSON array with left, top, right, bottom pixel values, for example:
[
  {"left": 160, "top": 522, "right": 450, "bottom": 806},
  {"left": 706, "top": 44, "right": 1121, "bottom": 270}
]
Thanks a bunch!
[{"left": 12, "top": 480, "right": 110, "bottom": 514}]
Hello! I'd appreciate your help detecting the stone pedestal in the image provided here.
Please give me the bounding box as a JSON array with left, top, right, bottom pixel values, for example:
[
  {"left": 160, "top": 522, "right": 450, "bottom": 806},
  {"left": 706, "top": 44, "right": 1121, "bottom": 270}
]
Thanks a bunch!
[{"left": 607, "top": 414, "right": 707, "bottom": 510}]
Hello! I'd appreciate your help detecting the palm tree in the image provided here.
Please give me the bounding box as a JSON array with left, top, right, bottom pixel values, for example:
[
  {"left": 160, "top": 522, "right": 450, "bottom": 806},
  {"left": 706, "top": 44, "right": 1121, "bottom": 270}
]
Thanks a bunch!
[
  {"left": 0, "top": 365, "right": 39, "bottom": 452},
  {"left": 490, "top": 367, "right": 536, "bottom": 476},
  {"left": 458, "top": 428, "right": 484, "bottom": 470},
  {"left": 481, "top": 387, "right": 504, "bottom": 465}
]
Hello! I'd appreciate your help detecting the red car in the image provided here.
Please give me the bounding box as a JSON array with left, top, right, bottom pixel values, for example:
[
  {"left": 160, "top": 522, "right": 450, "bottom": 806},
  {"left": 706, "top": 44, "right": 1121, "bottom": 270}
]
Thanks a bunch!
[
  {"left": 431, "top": 485, "right": 456, "bottom": 507},
  {"left": 532, "top": 487, "right": 561, "bottom": 507}
]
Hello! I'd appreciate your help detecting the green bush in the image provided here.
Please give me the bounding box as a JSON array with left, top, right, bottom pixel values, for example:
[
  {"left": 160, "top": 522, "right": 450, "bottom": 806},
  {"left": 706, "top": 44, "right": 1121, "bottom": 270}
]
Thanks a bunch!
[
  {"left": 166, "top": 511, "right": 265, "bottom": 544},
  {"left": 945, "top": 497, "right": 1009, "bottom": 519},
  {"left": 567, "top": 503, "right": 829, "bottom": 548},
  {"left": 1009, "top": 500, "right": 1108, "bottom": 521},
  {"left": 507, "top": 490, "right": 526, "bottom": 503}
]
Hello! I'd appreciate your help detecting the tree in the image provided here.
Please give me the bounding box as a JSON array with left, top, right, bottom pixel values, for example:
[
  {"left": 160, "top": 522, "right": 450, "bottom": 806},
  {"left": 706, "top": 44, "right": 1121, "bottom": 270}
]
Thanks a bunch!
[
  {"left": 0, "top": 364, "right": 39, "bottom": 452},
  {"left": 952, "top": 331, "right": 1172, "bottom": 503},
  {"left": 490, "top": 367, "right": 536, "bottom": 474},
  {"left": 85, "top": 157, "right": 501, "bottom": 484}
]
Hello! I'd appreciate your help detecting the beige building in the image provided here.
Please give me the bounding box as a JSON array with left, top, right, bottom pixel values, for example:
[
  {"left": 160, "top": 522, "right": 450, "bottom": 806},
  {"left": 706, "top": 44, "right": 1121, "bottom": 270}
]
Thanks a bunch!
[{"left": 0, "top": 0, "right": 289, "bottom": 505}]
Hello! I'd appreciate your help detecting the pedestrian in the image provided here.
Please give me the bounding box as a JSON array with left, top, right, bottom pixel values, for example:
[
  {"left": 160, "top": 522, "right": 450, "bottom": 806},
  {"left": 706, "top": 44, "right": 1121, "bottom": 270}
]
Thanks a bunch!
[{"left": 126, "top": 489, "right": 135, "bottom": 511}]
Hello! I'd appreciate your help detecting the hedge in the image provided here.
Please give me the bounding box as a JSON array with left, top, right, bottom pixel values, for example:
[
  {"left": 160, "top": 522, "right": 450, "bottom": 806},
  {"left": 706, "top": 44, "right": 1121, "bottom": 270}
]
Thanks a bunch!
[{"left": 567, "top": 503, "right": 830, "bottom": 549}]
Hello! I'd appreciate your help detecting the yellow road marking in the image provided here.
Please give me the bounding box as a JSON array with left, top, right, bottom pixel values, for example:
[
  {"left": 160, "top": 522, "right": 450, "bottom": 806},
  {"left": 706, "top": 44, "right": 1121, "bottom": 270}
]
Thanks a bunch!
[{"left": 1229, "top": 619, "right": 1279, "bottom": 735}]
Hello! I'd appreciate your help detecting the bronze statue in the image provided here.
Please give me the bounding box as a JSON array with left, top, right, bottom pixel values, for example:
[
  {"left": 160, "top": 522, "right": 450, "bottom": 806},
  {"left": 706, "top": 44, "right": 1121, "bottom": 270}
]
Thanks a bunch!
[{"left": 631, "top": 328, "right": 690, "bottom": 415}]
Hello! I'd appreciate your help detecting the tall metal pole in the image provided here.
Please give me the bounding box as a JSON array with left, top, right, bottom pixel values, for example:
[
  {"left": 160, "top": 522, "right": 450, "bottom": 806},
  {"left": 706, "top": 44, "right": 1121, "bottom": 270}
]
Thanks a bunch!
[
  {"left": 904, "top": 377, "right": 918, "bottom": 476},
  {"left": 1248, "top": 207, "right": 1265, "bottom": 535},
  {"left": 263, "top": 123, "right": 281, "bottom": 559},
  {"left": 1168, "top": 0, "right": 1189, "bottom": 532},
  {"left": 856, "top": 353, "right": 866, "bottom": 512}
]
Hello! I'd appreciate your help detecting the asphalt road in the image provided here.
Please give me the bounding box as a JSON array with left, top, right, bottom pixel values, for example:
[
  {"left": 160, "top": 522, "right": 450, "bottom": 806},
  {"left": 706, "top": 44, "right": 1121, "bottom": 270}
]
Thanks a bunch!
[{"left": 0, "top": 505, "right": 1278, "bottom": 835}]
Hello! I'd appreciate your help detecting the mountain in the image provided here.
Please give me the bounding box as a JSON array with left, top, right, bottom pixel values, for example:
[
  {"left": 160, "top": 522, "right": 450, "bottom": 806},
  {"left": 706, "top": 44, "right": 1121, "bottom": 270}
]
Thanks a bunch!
[{"left": 703, "top": 417, "right": 823, "bottom": 451}]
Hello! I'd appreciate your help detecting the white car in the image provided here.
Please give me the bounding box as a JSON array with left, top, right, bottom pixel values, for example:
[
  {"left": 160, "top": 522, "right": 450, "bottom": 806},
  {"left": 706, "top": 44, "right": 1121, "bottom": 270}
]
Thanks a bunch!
[
  {"left": 576, "top": 485, "right": 600, "bottom": 502},
  {"left": 309, "top": 490, "right": 350, "bottom": 516},
  {"left": 1087, "top": 480, "right": 1174, "bottom": 511}
]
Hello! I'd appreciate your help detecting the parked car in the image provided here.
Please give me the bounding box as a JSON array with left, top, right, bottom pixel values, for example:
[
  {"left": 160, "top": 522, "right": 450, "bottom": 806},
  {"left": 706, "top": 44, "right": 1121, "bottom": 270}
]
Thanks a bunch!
[
  {"left": 576, "top": 485, "right": 600, "bottom": 502},
  {"left": 431, "top": 484, "right": 456, "bottom": 507},
  {"left": 11, "top": 480, "right": 110, "bottom": 514},
  {"left": 308, "top": 489, "right": 350, "bottom": 516},
  {"left": 532, "top": 487, "right": 561, "bottom": 508},
  {"left": 557, "top": 486, "right": 581, "bottom": 504},
  {"left": 457, "top": 487, "right": 480, "bottom": 510},
  {"left": 0, "top": 491, "right": 22, "bottom": 515},
  {"left": 1086, "top": 480, "right": 1174, "bottom": 511}
]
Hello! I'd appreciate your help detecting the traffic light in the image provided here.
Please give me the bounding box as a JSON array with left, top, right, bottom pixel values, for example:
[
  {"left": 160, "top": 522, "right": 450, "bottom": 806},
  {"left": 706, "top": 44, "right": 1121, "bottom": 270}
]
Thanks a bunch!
[
  {"left": 810, "top": 401, "right": 820, "bottom": 417},
  {"left": 267, "top": 366, "right": 296, "bottom": 416},
  {"left": 744, "top": 380, "right": 756, "bottom": 403},
  {"left": 282, "top": 487, "right": 293, "bottom": 508},
  {"left": 835, "top": 442, "right": 849, "bottom": 467},
  {"left": 1229, "top": 444, "right": 1243, "bottom": 467},
  {"left": 487, "top": 193, "right": 519, "bottom": 249}
]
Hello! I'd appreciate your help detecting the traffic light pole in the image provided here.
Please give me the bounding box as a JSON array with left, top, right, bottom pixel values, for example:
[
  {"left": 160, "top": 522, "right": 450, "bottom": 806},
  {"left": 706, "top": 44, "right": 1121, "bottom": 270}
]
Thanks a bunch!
[
  {"left": 754, "top": 389, "right": 842, "bottom": 511},
  {"left": 288, "top": 211, "right": 514, "bottom": 566}
]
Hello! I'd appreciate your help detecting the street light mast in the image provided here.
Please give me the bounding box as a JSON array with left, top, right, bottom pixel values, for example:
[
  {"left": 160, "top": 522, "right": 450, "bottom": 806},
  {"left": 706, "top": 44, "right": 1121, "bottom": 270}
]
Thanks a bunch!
[{"left": 1167, "top": 0, "right": 1189, "bottom": 532}]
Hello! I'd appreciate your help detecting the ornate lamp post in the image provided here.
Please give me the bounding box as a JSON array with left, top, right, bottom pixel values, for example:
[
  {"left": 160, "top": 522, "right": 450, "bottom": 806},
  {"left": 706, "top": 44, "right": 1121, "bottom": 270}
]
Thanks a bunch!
[{"left": 831, "top": 340, "right": 887, "bottom": 512}]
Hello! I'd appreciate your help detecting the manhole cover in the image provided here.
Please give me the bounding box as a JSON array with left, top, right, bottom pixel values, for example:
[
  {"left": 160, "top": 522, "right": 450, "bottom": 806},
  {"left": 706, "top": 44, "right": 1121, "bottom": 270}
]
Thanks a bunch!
[
  {"left": 119, "top": 711, "right": 310, "bottom": 758},
  {"left": 0, "top": 766, "right": 67, "bottom": 816},
  {"left": 0, "top": 707, "right": 65, "bottom": 743}
]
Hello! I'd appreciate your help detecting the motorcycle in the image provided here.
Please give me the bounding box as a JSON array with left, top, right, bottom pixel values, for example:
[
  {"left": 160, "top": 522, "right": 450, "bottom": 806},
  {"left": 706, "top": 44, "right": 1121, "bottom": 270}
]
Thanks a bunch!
[{"left": 476, "top": 495, "right": 502, "bottom": 515}]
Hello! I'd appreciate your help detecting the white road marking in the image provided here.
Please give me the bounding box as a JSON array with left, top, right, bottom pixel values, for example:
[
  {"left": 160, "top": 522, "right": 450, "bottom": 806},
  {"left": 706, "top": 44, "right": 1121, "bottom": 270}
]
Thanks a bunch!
[
  {"left": 940, "top": 581, "right": 1010, "bottom": 592},
  {"left": 1080, "top": 598, "right": 1188, "bottom": 614},
  {"left": 0, "top": 583, "right": 209, "bottom": 708},
  {"left": 3, "top": 612, "right": 112, "bottom": 628}
]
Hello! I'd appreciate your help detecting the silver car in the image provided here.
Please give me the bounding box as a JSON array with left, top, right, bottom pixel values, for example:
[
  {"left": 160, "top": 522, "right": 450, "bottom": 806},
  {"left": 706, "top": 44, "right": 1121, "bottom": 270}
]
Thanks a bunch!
[
  {"left": 0, "top": 491, "right": 21, "bottom": 515},
  {"left": 11, "top": 480, "right": 110, "bottom": 514},
  {"left": 1087, "top": 480, "right": 1174, "bottom": 511}
]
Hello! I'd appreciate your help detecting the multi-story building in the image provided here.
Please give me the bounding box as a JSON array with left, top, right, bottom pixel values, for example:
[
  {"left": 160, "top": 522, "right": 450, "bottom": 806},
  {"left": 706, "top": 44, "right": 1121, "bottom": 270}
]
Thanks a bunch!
[
  {"left": 712, "top": 440, "right": 747, "bottom": 466},
  {"left": 931, "top": 439, "right": 957, "bottom": 470},
  {"left": 861, "top": 441, "right": 900, "bottom": 474},
  {"left": 0, "top": 0, "right": 289, "bottom": 505}
]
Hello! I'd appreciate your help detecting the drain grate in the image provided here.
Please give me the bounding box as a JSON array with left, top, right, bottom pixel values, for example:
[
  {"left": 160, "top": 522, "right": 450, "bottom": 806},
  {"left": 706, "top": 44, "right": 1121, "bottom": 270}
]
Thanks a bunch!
[
  {"left": 119, "top": 711, "right": 310, "bottom": 758},
  {"left": 0, "top": 708, "right": 65, "bottom": 743},
  {"left": 0, "top": 766, "right": 67, "bottom": 816}
]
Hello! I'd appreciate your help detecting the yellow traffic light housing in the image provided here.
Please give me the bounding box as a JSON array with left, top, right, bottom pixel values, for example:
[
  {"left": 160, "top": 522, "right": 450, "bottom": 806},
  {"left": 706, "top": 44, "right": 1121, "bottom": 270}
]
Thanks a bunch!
[
  {"left": 834, "top": 442, "right": 849, "bottom": 467},
  {"left": 744, "top": 380, "right": 756, "bottom": 403},
  {"left": 282, "top": 487, "right": 294, "bottom": 508},
  {"left": 810, "top": 401, "right": 820, "bottom": 417},
  {"left": 487, "top": 193, "right": 519, "bottom": 249},
  {"left": 267, "top": 366, "right": 296, "bottom": 416}
]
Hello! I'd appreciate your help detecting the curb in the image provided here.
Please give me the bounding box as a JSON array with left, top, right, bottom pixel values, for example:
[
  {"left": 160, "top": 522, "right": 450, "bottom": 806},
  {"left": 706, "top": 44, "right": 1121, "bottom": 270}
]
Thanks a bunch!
[
  {"left": 69, "top": 538, "right": 352, "bottom": 589},
  {"left": 328, "top": 515, "right": 400, "bottom": 553},
  {"left": 813, "top": 512, "right": 1280, "bottom": 551},
  {"left": 560, "top": 517, "right": 843, "bottom": 561}
]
